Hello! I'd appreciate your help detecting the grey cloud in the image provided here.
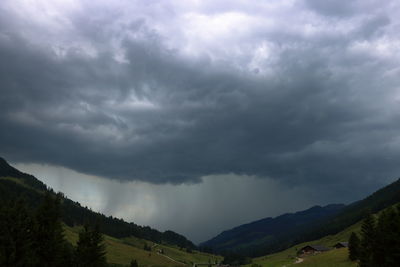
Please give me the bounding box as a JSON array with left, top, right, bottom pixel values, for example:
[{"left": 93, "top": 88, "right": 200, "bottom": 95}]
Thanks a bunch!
[
  {"left": 0, "top": 0, "right": 400, "bottom": 195},
  {"left": 303, "top": 0, "right": 385, "bottom": 18},
  {"left": 304, "top": 0, "right": 358, "bottom": 17},
  {"left": 357, "top": 14, "right": 391, "bottom": 39}
]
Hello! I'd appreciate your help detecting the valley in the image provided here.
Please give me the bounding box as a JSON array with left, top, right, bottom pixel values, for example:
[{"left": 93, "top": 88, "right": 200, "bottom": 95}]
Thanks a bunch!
[{"left": 1, "top": 157, "right": 400, "bottom": 266}]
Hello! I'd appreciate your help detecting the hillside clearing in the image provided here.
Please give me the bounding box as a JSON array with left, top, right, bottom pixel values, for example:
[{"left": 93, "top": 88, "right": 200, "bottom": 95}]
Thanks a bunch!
[{"left": 65, "top": 226, "right": 221, "bottom": 266}]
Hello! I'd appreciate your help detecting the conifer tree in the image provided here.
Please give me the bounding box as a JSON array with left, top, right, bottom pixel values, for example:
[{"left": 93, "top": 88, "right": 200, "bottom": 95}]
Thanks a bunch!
[
  {"left": 359, "top": 213, "right": 376, "bottom": 267},
  {"left": 348, "top": 232, "right": 360, "bottom": 261},
  {"left": 34, "top": 192, "right": 68, "bottom": 267},
  {"left": 374, "top": 207, "right": 400, "bottom": 266},
  {"left": 360, "top": 214, "right": 376, "bottom": 267},
  {"left": 130, "top": 259, "right": 139, "bottom": 267},
  {"left": 355, "top": 207, "right": 400, "bottom": 266},
  {"left": 75, "top": 223, "right": 107, "bottom": 267},
  {"left": 393, "top": 205, "right": 400, "bottom": 263},
  {"left": 374, "top": 209, "right": 390, "bottom": 266},
  {"left": 0, "top": 199, "right": 36, "bottom": 267}
]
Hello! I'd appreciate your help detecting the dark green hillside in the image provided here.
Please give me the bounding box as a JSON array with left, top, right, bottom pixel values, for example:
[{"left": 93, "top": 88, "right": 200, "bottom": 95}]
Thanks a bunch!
[
  {"left": 299, "top": 178, "right": 400, "bottom": 244},
  {"left": 0, "top": 157, "right": 195, "bottom": 250},
  {"left": 0, "top": 157, "right": 47, "bottom": 191},
  {"left": 201, "top": 204, "right": 344, "bottom": 254},
  {"left": 202, "top": 177, "right": 400, "bottom": 257}
]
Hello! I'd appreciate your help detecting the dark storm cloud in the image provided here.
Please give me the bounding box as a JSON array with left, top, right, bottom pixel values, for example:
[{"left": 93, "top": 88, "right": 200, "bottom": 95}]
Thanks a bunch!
[{"left": 1, "top": 0, "right": 400, "bottom": 191}]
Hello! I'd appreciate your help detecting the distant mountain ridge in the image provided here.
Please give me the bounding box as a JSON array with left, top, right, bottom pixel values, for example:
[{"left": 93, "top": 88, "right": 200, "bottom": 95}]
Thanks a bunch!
[
  {"left": 201, "top": 177, "right": 400, "bottom": 257},
  {"left": 201, "top": 204, "right": 345, "bottom": 253},
  {"left": 0, "top": 157, "right": 196, "bottom": 249}
]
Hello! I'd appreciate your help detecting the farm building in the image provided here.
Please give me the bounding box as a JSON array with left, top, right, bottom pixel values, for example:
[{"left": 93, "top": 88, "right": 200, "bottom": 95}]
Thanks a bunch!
[
  {"left": 298, "top": 245, "right": 329, "bottom": 256},
  {"left": 333, "top": 242, "right": 348, "bottom": 248}
]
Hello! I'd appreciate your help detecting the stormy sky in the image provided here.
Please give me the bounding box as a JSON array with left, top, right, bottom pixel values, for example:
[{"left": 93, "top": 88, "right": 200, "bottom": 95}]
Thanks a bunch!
[{"left": 1, "top": 0, "right": 400, "bottom": 243}]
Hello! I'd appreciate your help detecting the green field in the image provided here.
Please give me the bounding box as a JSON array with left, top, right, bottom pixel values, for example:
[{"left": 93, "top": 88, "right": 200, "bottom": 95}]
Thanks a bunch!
[
  {"left": 244, "top": 205, "right": 400, "bottom": 267},
  {"left": 244, "top": 221, "right": 362, "bottom": 267},
  {"left": 65, "top": 226, "right": 222, "bottom": 266},
  {"left": 246, "top": 248, "right": 357, "bottom": 267},
  {"left": 296, "top": 248, "right": 357, "bottom": 267}
]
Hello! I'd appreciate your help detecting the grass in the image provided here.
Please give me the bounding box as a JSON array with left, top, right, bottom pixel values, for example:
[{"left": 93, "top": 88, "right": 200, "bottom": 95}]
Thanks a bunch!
[
  {"left": 121, "top": 236, "right": 152, "bottom": 250},
  {"left": 296, "top": 248, "right": 357, "bottom": 267},
  {"left": 0, "top": 176, "right": 29, "bottom": 188},
  {"left": 244, "top": 221, "right": 362, "bottom": 267},
  {"left": 0, "top": 176, "right": 45, "bottom": 194},
  {"left": 65, "top": 225, "right": 180, "bottom": 266},
  {"left": 155, "top": 243, "right": 221, "bottom": 265},
  {"left": 64, "top": 225, "right": 222, "bottom": 266},
  {"left": 246, "top": 246, "right": 357, "bottom": 267},
  {"left": 244, "top": 204, "right": 400, "bottom": 267}
]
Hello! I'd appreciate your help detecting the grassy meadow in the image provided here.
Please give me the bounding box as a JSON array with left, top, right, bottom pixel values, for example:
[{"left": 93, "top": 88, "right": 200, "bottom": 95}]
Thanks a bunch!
[
  {"left": 244, "top": 221, "right": 361, "bottom": 267},
  {"left": 65, "top": 225, "right": 222, "bottom": 266}
]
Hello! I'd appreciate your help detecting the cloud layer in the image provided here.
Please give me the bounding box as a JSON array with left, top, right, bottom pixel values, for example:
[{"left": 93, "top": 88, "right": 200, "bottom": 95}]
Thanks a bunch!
[{"left": 1, "top": 0, "right": 400, "bottom": 191}]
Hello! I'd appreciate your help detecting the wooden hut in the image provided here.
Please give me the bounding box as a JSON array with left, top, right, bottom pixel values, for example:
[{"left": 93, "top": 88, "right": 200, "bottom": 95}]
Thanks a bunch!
[
  {"left": 299, "top": 245, "right": 329, "bottom": 256},
  {"left": 333, "top": 242, "right": 348, "bottom": 249}
]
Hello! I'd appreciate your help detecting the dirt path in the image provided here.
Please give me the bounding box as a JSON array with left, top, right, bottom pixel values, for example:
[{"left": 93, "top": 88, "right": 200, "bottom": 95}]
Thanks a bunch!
[
  {"left": 152, "top": 243, "right": 187, "bottom": 265},
  {"left": 158, "top": 253, "right": 186, "bottom": 265},
  {"left": 294, "top": 257, "right": 304, "bottom": 264}
]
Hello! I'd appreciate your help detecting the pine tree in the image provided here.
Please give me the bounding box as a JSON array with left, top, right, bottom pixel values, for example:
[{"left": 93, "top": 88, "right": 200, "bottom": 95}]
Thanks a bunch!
[
  {"left": 0, "top": 199, "right": 36, "bottom": 267},
  {"left": 34, "top": 192, "right": 68, "bottom": 267},
  {"left": 75, "top": 223, "right": 107, "bottom": 267},
  {"left": 374, "top": 209, "right": 390, "bottom": 266},
  {"left": 359, "top": 213, "right": 376, "bottom": 267},
  {"left": 348, "top": 232, "right": 360, "bottom": 261},
  {"left": 393, "top": 205, "right": 400, "bottom": 264},
  {"left": 374, "top": 207, "right": 400, "bottom": 266},
  {"left": 130, "top": 259, "right": 139, "bottom": 267}
]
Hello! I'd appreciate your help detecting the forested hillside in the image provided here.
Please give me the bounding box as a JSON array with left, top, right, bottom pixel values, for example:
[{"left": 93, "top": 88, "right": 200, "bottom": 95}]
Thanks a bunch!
[
  {"left": 201, "top": 204, "right": 344, "bottom": 254},
  {"left": 247, "top": 202, "right": 400, "bottom": 267},
  {"left": 203, "top": 177, "right": 400, "bottom": 257},
  {"left": 0, "top": 157, "right": 195, "bottom": 250},
  {"left": 293, "top": 178, "right": 400, "bottom": 247}
]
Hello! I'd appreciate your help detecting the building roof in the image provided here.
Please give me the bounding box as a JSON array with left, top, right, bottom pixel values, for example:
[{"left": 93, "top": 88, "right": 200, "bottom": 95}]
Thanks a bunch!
[
  {"left": 334, "top": 242, "right": 348, "bottom": 247},
  {"left": 301, "top": 245, "right": 330, "bottom": 252}
]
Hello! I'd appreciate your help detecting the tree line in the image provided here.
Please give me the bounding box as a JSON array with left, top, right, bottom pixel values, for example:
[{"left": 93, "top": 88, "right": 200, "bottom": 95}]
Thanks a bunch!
[
  {"left": 0, "top": 192, "right": 110, "bottom": 267},
  {"left": 348, "top": 204, "right": 400, "bottom": 266},
  {"left": 0, "top": 157, "right": 196, "bottom": 251}
]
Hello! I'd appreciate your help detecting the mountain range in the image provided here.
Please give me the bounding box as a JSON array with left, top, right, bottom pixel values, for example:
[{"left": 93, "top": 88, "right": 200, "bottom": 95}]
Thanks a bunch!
[
  {"left": 201, "top": 204, "right": 344, "bottom": 253},
  {"left": 202, "top": 177, "right": 400, "bottom": 257}
]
